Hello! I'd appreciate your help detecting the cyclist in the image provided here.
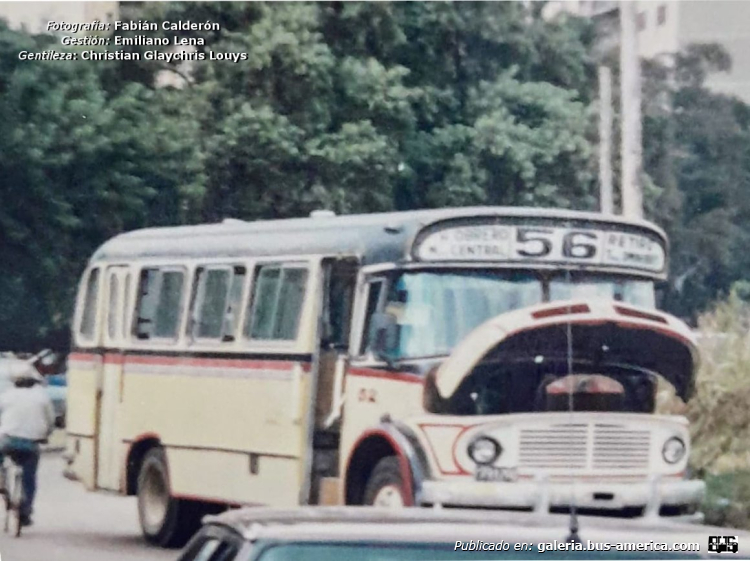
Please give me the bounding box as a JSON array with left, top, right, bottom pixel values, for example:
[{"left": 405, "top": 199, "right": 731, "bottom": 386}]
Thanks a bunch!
[{"left": 0, "top": 363, "right": 55, "bottom": 527}]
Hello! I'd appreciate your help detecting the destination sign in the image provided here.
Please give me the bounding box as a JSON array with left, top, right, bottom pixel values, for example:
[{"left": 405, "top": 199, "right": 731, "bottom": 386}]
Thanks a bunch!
[{"left": 414, "top": 225, "right": 666, "bottom": 273}]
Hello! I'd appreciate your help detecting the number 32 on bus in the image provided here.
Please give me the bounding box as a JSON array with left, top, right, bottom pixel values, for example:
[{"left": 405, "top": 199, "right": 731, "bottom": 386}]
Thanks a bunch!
[{"left": 64, "top": 207, "right": 704, "bottom": 547}]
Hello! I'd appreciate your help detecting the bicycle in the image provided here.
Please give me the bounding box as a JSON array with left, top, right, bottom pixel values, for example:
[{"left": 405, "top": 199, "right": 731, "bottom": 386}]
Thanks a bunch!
[{"left": 0, "top": 451, "right": 27, "bottom": 537}]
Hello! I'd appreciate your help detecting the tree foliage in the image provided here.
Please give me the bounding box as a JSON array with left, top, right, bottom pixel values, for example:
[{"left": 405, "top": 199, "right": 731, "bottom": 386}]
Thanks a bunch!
[
  {"left": 141, "top": 1, "right": 599, "bottom": 218},
  {"left": 0, "top": 21, "right": 203, "bottom": 349},
  {"left": 0, "top": 2, "right": 613, "bottom": 349},
  {"left": 642, "top": 44, "right": 750, "bottom": 318}
]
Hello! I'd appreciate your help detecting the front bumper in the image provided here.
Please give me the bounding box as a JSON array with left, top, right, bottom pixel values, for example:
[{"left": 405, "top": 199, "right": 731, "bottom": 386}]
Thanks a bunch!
[{"left": 419, "top": 476, "right": 705, "bottom": 522}]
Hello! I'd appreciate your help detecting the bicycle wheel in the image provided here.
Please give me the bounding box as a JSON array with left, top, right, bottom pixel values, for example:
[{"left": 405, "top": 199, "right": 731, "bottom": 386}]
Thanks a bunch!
[
  {"left": 8, "top": 468, "right": 22, "bottom": 537},
  {"left": 3, "top": 486, "right": 9, "bottom": 533}
]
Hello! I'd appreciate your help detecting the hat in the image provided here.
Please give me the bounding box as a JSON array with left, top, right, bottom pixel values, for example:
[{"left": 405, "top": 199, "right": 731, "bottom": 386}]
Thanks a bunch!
[{"left": 8, "top": 363, "right": 43, "bottom": 383}]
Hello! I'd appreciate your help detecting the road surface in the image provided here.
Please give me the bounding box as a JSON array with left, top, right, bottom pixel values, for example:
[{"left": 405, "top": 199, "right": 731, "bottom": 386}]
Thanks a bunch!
[{"left": 0, "top": 452, "right": 176, "bottom": 561}]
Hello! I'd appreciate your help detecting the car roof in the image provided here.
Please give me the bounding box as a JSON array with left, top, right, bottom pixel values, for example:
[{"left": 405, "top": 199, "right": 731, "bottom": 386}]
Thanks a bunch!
[
  {"left": 203, "top": 507, "right": 747, "bottom": 549},
  {"left": 90, "top": 206, "right": 666, "bottom": 266}
]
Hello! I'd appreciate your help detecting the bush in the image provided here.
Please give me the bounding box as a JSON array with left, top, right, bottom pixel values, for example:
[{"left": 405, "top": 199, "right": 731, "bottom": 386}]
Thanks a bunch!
[
  {"left": 691, "top": 287, "right": 750, "bottom": 528},
  {"left": 690, "top": 289, "right": 750, "bottom": 473},
  {"left": 702, "top": 471, "right": 750, "bottom": 529}
]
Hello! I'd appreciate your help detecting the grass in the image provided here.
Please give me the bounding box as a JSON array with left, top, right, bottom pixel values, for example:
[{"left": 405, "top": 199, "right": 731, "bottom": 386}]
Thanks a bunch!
[{"left": 702, "top": 471, "right": 750, "bottom": 529}]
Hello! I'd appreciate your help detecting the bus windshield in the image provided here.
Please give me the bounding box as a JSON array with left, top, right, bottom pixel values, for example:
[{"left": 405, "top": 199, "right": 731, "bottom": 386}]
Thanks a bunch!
[
  {"left": 383, "top": 271, "right": 542, "bottom": 360},
  {"left": 549, "top": 274, "right": 655, "bottom": 308},
  {"left": 380, "top": 270, "right": 655, "bottom": 360}
]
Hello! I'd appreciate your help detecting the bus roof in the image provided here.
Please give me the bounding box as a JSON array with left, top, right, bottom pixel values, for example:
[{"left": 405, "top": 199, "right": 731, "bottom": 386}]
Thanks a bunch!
[{"left": 90, "top": 206, "right": 667, "bottom": 269}]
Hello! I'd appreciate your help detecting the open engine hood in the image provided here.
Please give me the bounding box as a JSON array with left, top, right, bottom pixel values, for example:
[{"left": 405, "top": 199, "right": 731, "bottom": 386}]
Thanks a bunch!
[{"left": 433, "top": 299, "right": 698, "bottom": 402}]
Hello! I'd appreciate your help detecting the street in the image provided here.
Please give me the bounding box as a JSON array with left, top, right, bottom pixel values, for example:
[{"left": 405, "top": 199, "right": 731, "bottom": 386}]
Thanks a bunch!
[{"left": 0, "top": 452, "right": 175, "bottom": 561}]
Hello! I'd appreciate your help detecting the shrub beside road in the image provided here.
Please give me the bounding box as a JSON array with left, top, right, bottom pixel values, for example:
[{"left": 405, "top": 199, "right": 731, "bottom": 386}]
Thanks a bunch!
[{"left": 688, "top": 291, "right": 750, "bottom": 528}]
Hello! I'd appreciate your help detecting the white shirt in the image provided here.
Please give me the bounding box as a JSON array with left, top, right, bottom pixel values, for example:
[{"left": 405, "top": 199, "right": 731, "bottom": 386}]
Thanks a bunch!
[{"left": 0, "top": 385, "right": 55, "bottom": 441}]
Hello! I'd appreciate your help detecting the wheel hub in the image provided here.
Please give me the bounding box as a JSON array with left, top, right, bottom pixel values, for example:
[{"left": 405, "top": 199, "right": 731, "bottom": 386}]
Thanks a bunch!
[
  {"left": 372, "top": 484, "right": 405, "bottom": 508},
  {"left": 141, "top": 465, "right": 169, "bottom": 529}
]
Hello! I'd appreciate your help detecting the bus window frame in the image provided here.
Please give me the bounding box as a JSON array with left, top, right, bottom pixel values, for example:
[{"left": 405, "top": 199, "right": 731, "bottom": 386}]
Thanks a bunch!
[
  {"left": 355, "top": 277, "right": 388, "bottom": 359},
  {"left": 131, "top": 264, "right": 189, "bottom": 345},
  {"left": 188, "top": 264, "right": 247, "bottom": 345},
  {"left": 241, "top": 258, "right": 316, "bottom": 352},
  {"left": 122, "top": 271, "right": 133, "bottom": 341},
  {"left": 75, "top": 266, "right": 103, "bottom": 348},
  {"left": 103, "top": 265, "right": 134, "bottom": 349},
  {"left": 319, "top": 256, "right": 360, "bottom": 353}
]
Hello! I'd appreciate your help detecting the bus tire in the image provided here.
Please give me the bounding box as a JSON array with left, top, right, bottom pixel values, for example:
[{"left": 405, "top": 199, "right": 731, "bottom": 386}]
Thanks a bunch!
[
  {"left": 137, "top": 448, "right": 200, "bottom": 548},
  {"left": 363, "top": 456, "right": 410, "bottom": 508}
]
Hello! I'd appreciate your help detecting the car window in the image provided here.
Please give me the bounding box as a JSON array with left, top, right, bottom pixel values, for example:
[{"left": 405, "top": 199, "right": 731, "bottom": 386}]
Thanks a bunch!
[
  {"left": 251, "top": 542, "right": 702, "bottom": 561},
  {"left": 182, "top": 537, "right": 239, "bottom": 561}
]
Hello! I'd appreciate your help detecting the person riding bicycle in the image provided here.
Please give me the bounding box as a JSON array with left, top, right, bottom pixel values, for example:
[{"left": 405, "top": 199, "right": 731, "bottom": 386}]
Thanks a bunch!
[{"left": 0, "top": 363, "right": 55, "bottom": 527}]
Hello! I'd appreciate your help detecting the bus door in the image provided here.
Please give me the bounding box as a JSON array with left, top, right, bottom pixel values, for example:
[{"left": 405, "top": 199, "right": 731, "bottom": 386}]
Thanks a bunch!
[
  {"left": 96, "top": 265, "right": 131, "bottom": 491},
  {"left": 310, "top": 257, "right": 358, "bottom": 504}
]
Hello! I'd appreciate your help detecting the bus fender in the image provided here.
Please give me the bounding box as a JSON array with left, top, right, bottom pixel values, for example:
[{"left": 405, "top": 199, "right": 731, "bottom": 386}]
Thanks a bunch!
[
  {"left": 345, "top": 418, "right": 430, "bottom": 505},
  {"left": 123, "top": 432, "right": 162, "bottom": 495}
]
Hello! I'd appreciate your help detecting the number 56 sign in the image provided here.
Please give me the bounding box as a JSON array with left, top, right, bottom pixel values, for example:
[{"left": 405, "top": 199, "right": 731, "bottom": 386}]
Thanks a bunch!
[{"left": 415, "top": 225, "right": 666, "bottom": 273}]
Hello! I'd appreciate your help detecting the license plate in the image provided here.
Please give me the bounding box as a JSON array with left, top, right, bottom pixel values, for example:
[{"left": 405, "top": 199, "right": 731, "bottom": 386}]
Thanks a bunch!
[{"left": 474, "top": 466, "right": 518, "bottom": 482}]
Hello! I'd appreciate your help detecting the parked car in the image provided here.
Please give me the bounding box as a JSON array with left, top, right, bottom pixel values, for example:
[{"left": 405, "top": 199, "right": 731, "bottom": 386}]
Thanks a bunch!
[
  {"left": 0, "top": 353, "right": 66, "bottom": 428},
  {"left": 45, "top": 372, "right": 67, "bottom": 428},
  {"left": 177, "top": 507, "right": 749, "bottom": 560}
]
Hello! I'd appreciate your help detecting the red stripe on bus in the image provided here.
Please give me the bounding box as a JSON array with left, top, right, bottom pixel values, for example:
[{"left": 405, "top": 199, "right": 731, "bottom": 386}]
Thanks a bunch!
[
  {"left": 69, "top": 352, "right": 98, "bottom": 363},
  {"left": 69, "top": 352, "right": 308, "bottom": 371},
  {"left": 103, "top": 354, "right": 125, "bottom": 365},
  {"left": 123, "top": 354, "right": 302, "bottom": 370},
  {"left": 416, "top": 422, "right": 484, "bottom": 476},
  {"left": 347, "top": 367, "right": 423, "bottom": 385}
]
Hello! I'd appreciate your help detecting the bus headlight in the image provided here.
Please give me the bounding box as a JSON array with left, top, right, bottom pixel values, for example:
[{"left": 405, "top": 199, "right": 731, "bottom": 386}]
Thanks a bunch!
[
  {"left": 468, "top": 437, "right": 502, "bottom": 465},
  {"left": 662, "top": 437, "right": 686, "bottom": 464}
]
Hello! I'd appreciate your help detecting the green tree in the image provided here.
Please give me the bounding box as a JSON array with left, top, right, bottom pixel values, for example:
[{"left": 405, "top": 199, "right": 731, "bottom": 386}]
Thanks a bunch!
[
  {"left": 0, "top": 1, "right": 605, "bottom": 349},
  {"left": 145, "top": 1, "right": 599, "bottom": 218},
  {"left": 642, "top": 44, "right": 750, "bottom": 318},
  {"left": 0, "top": 22, "right": 203, "bottom": 350}
]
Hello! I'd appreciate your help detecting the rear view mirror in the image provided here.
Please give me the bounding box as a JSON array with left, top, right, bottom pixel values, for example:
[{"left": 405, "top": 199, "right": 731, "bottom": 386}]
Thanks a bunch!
[
  {"left": 370, "top": 312, "right": 399, "bottom": 362},
  {"left": 655, "top": 281, "right": 668, "bottom": 309}
]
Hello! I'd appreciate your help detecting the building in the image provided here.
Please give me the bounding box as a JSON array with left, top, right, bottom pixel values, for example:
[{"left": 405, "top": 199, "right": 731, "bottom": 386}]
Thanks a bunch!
[
  {"left": 544, "top": 1, "right": 750, "bottom": 102},
  {"left": 0, "top": 2, "right": 118, "bottom": 34}
]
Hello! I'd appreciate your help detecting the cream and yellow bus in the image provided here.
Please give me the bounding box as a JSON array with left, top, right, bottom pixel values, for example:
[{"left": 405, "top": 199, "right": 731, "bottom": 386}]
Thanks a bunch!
[{"left": 64, "top": 207, "right": 704, "bottom": 547}]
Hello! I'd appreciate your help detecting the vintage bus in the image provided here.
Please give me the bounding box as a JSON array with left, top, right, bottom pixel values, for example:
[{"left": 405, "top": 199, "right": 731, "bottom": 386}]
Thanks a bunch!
[{"left": 64, "top": 207, "right": 705, "bottom": 547}]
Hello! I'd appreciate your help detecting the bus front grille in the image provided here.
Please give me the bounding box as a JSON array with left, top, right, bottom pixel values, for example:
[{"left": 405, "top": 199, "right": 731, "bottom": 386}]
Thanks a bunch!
[
  {"left": 592, "top": 424, "right": 651, "bottom": 470},
  {"left": 518, "top": 424, "right": 588, "bottom": 469},
  {"left": 518, "top": 423, "right": 651, "bottom": 471}
]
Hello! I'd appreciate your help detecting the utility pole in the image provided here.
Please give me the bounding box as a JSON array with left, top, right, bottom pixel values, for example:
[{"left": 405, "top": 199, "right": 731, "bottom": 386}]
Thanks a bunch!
[
  {"left": 598, "top": 66, "right": 614, "bottom": 215},
  {"left": 619, "top": 0, "right": 643, "bottom": 219}
]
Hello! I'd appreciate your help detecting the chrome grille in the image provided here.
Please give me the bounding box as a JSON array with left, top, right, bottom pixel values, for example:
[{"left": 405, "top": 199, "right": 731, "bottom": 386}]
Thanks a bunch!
[
  {"left": 518, "top": 423, "right": 651, "bottom": 471},
  {"left": 518, "top": 424, "right": 588, "bottom": 469},
  {"left": 592, "top": 424, "right": 651, "bottom": 470}
]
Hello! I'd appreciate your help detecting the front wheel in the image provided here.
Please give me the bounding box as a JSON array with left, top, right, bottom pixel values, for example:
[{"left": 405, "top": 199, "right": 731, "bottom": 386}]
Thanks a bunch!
[
  {"left": 137, "top": 448, "right": 201, "bottom": 548},
  {"left": 6, "top": 467, "right": 23, "bottom": 537},
  {"left": 363, "top": 456, "right": 411, "bottom": 508}
]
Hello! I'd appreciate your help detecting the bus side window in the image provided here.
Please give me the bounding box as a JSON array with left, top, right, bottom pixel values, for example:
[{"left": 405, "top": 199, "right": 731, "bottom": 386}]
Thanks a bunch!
[
  {"left": 322, "top": 261, "right": 357, "bottom": 350},
  {"left": 107, "top": 275, "right": 120, "bottom": 340},
  {"left": 244, "top": 265, "right": 308, "bottom": 341},
  {"left": 79, "top": 268, "right": 101, "bottom": 342},
  {"left": 134, "top": 268, "right": 185, "bottom": 341},
  {"left": 359, "top": 279, "right": 385, "bottom": 356},
  {"left": 222, "top": 267, "right": 246, "bottom": 341},
  {"left": 190, "top": 266, "right": 246, "bottom": 342},
  {"left": 122, "top": 273, "right": 131, "bottom": 338}
]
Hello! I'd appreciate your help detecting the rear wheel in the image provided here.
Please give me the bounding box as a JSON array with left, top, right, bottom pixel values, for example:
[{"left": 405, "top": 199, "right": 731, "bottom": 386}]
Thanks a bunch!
[
  {"left": 363, "top": 456, "right": 410, "bottom": 508},
  {"left": 137, "top": 448, "right": 202, "bottom": 548}
]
